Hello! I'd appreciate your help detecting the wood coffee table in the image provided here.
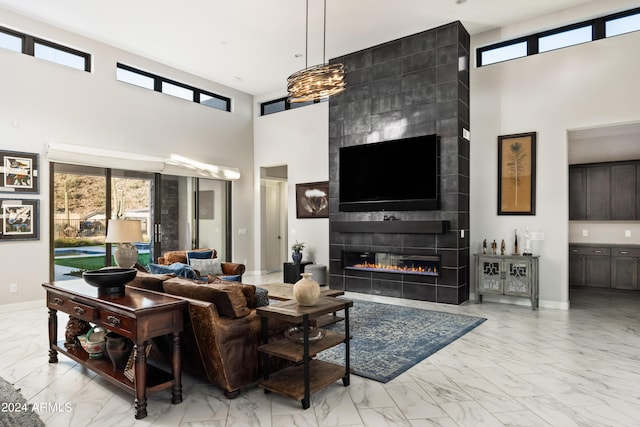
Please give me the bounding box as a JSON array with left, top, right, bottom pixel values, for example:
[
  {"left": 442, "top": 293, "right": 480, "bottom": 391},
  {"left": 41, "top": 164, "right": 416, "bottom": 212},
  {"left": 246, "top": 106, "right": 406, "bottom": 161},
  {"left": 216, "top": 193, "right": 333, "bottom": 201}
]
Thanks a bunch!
[{"left": 259, "top": 282, "right": 344, "bottom": 301}]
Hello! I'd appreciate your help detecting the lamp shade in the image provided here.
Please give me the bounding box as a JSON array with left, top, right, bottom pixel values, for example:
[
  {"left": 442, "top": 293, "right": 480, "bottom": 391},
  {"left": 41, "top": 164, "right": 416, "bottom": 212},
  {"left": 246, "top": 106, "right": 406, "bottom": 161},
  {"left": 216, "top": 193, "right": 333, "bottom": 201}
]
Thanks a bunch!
[{"left": 105, "top": 219, "right": 143, "bottom": 243}]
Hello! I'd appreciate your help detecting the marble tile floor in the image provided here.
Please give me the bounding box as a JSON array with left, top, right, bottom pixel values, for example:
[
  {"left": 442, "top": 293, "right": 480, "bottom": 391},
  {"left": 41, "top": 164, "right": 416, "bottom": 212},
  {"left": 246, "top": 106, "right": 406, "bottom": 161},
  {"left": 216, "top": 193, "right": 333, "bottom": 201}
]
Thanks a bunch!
[{"left": 1, "top": 273, "right": 640, "bottom": 426}]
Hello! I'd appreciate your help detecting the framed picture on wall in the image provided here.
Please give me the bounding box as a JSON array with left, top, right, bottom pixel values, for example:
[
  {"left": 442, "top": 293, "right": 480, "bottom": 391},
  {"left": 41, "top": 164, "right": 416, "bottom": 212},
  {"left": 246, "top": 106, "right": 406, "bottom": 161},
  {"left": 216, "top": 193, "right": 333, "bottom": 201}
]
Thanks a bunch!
[
  {"left": 498, "top": 132, "right": 536, "bottom": 215},
  {"left": 0, "top": 198, "right": 40, "bottom": 241},
  {"left": 0, "top": 150, "right": 39, "bottom": 194},
  {"left": 296, "top": 181, "right": 329, "bottom": 218}
]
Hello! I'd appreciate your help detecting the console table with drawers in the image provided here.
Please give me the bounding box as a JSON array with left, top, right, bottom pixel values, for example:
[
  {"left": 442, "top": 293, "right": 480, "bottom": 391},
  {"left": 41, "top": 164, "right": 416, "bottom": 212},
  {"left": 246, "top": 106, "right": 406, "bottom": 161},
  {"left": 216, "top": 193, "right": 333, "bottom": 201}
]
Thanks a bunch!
[{"left": 42, "top": 280, "right": 187, "bottom": 419}]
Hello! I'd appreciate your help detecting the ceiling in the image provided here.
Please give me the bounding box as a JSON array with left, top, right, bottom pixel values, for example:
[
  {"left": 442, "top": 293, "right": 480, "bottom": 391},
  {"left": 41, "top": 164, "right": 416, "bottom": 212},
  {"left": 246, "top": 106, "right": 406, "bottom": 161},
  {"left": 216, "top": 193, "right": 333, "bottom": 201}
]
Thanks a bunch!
[{"left": 0, "top": 0, "right": 602, "bottom": 96}]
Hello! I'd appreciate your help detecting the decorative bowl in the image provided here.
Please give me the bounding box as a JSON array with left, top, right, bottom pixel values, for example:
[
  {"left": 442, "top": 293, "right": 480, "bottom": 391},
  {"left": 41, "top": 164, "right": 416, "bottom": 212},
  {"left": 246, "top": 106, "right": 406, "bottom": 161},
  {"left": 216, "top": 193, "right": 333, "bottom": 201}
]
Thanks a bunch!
[
  {"left": 284, "top": 326, "right": 325, "bottom": 344},
  {"left": 80, "top": 326, "right": 107, "bottom": 359},
  {"left": 82, "top": 267, "right": 137, "bottom": 296}
]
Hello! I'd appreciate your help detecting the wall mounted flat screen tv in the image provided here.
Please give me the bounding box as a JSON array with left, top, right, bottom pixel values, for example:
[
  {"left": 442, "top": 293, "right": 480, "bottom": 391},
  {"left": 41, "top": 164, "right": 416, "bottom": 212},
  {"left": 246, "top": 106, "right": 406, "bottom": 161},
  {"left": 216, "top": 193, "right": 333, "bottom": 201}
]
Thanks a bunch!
[{"left": 339, "top": 134, "right": 439, "bottom": 212}]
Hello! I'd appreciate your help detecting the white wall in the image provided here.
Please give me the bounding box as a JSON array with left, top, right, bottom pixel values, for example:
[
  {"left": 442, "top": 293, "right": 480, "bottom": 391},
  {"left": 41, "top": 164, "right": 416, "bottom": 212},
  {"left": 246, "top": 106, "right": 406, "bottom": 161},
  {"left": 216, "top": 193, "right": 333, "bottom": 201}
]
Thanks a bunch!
[
  {"left": 253, "top": 99, "right": 329, "bottom": 272},
  {"left": 470, "top": 0, "right": 640, "bottom": 309},
  {"left": 0, "top": 8, "right": 255, "bottom": 304}
]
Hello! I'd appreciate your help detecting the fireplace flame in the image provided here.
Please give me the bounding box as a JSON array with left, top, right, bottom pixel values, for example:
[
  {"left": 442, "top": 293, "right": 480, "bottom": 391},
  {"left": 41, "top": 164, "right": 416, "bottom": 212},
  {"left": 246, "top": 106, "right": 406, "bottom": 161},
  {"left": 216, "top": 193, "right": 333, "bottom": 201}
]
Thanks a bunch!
[{"left": 352, "top": 261, "right": 437, "bottom": 274}]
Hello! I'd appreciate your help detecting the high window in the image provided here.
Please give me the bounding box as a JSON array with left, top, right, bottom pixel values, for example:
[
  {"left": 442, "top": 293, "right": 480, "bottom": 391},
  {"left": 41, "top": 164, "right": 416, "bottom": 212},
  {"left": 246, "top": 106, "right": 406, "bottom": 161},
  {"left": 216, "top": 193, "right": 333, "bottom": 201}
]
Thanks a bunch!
[
  {"left": 0, "top": 25, "right": 91, "bottom": 71},
  {"left": 477, "top": 7, "right": 640, "bottom": 67},
  {"left": 260, "top": 97, "right": 324, "bottom": 116},
  {"left": 116, "top": 63, "right": 231, "bottom": 112},
  {"left": 606, "top": 11, "right": 640, "bottom": 37},
  {"left": 538, "top": 25, "right": 592, "bottom": 53}
]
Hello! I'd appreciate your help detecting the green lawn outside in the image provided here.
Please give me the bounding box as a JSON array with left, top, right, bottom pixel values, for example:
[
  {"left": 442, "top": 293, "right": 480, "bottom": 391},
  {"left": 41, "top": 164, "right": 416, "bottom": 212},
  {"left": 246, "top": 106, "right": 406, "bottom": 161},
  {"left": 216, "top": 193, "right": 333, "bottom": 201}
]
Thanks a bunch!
[{"left": 55, "top": 253, "right": 150, "bottom": 271}]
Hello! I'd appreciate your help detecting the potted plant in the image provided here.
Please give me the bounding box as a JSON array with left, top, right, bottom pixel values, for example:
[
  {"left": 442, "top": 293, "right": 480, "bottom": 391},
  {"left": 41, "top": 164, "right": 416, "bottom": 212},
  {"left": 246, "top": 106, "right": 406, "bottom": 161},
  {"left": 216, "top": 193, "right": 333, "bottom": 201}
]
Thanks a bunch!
[{"left": 291, "top": 241, "right": 305, "bottom": 264}]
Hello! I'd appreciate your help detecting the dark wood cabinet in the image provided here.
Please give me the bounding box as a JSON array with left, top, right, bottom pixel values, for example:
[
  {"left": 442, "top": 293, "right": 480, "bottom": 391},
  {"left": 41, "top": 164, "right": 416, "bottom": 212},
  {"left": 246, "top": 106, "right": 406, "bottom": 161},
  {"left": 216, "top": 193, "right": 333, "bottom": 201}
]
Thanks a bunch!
[
  {"left": 569, "top": 251, "right": 586, "bottom": 287},
  {"left": 586, "top": 254, "right": 612, "bottom": 288},
  {"left": 570, "top": 244, "right": 640, "bottom": 291},
  {"left": 569, "top": 165, "right": 610, "bottom": 220},
  {"left": 569, "top": 167, "right": 587, "bottom": 220},
  {"left": 570, "top": 161, "right": 640, "bottom": 220},
  {"left": 568, "top": 246, "right": 611, "bottom": 288},
  {"left": 611, "top": 247, "right": 640, "bottom": 290},
  {"left": 611, "top": 164, "right": 638, "bottom": 220},
  {"left": 586, "top": 166, "right": 611, "bottom": 220}
]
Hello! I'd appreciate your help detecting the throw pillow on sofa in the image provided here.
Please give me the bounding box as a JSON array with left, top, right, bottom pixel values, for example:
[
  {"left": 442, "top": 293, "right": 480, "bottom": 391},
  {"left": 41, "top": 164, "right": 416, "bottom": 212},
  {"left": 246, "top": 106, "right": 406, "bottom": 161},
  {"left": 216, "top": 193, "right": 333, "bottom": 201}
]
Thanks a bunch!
[
  {"left": 186, "top": 249, "right": 214, "bottom": 264},
  {"left": 190, "top": 258, "right": 223, "bottom": 276},
  {"left": 219, "top": 274, "right": 242, "bottom": 283},
  {"left": 255, "top": 287, "right": 269, "bottom": 307},
  {"left": 148, "top": 262, "right": 198, "bottom": 280}
]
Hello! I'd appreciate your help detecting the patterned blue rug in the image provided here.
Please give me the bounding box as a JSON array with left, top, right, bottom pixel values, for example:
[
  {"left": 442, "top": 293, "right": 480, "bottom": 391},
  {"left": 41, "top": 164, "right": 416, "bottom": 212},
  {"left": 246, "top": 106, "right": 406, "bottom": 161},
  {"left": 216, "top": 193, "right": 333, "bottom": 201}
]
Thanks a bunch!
[{"left": 316, "top": 299, "right": 486, "bottom": 383}]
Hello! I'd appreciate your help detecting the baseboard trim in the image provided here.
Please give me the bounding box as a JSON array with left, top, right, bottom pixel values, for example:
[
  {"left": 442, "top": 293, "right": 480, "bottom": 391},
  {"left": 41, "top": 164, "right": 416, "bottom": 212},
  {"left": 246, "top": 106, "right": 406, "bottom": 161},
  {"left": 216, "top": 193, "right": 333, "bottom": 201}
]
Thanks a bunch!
[
  {"left": 469, "top": 293, "right": 569, "bottom": 310},
  {"left": 539, "top": 299, "right": 570, "bottom": 310}
]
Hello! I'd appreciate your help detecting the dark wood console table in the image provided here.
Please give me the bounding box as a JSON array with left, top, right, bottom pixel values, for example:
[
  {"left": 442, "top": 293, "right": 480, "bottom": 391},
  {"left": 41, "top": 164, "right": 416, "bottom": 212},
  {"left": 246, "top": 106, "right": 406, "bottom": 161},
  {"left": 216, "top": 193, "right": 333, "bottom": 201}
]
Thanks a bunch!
[{"left": 43, "top": 280, "right": 187, "bottom": 419}]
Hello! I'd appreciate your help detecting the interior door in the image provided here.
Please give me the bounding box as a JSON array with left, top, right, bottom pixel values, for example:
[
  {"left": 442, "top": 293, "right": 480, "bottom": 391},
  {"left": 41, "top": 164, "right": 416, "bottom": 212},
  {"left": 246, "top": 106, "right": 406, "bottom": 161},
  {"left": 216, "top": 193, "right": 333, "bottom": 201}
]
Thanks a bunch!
[{"left": 265, "top": 180, "right": 284, "bottom": 272}]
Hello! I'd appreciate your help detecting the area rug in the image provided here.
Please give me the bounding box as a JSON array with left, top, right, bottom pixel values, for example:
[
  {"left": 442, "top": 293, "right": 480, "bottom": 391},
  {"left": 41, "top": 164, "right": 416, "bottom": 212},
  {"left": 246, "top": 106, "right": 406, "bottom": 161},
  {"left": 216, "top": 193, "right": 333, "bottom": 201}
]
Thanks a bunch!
[
  {"left": 0, "top": 376, "right": 44, "bottom": 427},
  {"left": 316, "top": 299, "right": 486, "bottom": 383}
]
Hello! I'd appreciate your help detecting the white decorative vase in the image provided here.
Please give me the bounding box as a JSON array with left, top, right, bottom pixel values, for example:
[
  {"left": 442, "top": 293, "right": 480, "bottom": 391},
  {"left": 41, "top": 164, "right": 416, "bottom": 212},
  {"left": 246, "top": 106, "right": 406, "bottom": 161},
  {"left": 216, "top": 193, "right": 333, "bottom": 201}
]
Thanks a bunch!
[{"left": 293, "top": 273, "right": 321, "bottom": 306}]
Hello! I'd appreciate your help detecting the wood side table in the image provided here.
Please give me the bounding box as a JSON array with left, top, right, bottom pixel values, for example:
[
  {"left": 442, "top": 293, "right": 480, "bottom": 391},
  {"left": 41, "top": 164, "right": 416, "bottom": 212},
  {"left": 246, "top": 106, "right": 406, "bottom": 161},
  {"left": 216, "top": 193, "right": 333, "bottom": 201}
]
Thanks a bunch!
[
  {"left": 43, "top": 280, "right": 187, "bottom": 419},
  {"left": 257, "top": 297, "right": 352, "bottom": 409}
]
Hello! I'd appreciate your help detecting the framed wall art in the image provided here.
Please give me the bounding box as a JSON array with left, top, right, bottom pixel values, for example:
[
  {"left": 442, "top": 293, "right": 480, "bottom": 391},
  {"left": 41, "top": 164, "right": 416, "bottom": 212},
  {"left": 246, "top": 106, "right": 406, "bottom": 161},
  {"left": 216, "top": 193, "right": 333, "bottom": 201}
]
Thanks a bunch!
[
  {"left": 296, "top": 181, "right": 329, "bottom": 218},
  {"left": 0, "top": 150, "right": 39, "bottom": 194},
  {"left": 498, "top": 132, "right": 536, "bottom": 215},
  {"left": 0, "top": 199, "right": 40, "bottom": 241}
]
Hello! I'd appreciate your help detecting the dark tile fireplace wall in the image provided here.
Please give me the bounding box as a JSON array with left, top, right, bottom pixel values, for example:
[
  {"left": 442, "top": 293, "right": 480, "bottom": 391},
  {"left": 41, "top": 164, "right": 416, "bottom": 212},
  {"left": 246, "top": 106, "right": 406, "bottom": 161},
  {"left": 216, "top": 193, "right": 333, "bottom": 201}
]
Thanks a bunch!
[{"left": 328, "top": 21, "right": 470, "bottom": 304}]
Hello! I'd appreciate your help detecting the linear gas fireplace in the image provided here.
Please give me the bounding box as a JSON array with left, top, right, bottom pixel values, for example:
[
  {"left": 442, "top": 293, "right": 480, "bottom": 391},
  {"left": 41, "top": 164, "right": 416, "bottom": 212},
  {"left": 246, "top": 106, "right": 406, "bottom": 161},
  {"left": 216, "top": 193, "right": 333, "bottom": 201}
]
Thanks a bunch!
[{"left": 342, "top": 251, "right": 440, "bottom": 276}]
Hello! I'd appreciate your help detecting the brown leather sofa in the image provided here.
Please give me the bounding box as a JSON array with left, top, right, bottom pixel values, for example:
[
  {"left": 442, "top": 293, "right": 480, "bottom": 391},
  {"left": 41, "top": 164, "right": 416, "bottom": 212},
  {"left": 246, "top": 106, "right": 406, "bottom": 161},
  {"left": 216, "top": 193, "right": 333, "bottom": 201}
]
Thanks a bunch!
[
  {"left": 157, "top": 248, "right": 245, "bottom": 278},
  {"left": 127, "top": 271, "right": 284, "bottom": 399}
]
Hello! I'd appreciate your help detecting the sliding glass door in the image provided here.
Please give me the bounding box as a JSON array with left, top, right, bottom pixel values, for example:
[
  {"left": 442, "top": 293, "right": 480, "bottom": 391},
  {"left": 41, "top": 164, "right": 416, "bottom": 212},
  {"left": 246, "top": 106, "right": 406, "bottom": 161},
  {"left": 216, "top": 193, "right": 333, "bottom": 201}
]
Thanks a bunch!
[
  {"left": 154, "top": 175, "right": 231, "bottom": 261},
  {"left": 51, "top": 164, "right": 153, "bottom": 281},
  {"left": 51, "top": 163, "right": 232, "bottom": 281}
]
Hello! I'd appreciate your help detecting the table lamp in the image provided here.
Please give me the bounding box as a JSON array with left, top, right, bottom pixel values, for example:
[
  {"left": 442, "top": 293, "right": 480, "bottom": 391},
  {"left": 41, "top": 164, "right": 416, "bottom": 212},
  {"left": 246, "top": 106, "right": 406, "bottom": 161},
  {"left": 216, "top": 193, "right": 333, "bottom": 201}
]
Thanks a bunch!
[{"left": 105, "top": 219, "right": 143, "bottom": 268}]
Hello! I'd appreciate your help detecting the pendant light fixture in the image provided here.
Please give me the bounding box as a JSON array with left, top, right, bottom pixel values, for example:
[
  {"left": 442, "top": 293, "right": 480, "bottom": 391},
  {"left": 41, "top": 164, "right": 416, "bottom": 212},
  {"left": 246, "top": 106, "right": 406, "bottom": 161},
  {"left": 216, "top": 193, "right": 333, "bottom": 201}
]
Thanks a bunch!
[{"left": 287, "top": 0, "right": 345, "bottom": 103}]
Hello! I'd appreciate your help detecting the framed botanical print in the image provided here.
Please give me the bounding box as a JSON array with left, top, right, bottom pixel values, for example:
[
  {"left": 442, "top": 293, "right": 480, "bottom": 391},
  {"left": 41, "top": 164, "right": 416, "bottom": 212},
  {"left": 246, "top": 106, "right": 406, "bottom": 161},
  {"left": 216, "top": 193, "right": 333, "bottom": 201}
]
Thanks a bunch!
[
  {"left": 0, "top": 150, "right": 39, "bottom": 194},
  {"left": 498, "top": 132, "right": 536, "bottom": 215},
  {"left": 0, "top": 199, "right": 40, "bottom": 241},
  {"left": 296, "top": 181, "right": 329, "bottom": 218}
]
